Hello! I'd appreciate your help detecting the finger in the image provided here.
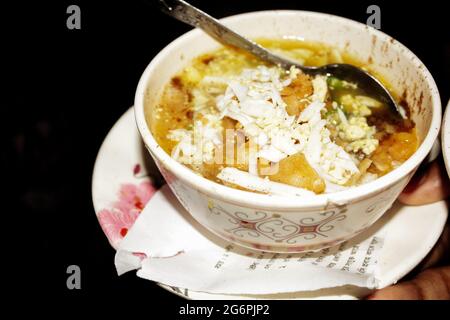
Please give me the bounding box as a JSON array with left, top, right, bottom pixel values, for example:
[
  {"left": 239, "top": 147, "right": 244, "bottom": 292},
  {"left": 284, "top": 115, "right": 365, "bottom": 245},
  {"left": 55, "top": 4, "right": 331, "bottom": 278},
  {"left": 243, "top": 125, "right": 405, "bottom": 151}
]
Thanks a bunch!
[
  {"left": 367, "top": 266, "right": 450, "bottom": 300},
  {"left": 399, "top": 160, "right": 450, "bottom": 206},
  {"left": 419, "top": 225, "right": 450, "bottom": 270}
]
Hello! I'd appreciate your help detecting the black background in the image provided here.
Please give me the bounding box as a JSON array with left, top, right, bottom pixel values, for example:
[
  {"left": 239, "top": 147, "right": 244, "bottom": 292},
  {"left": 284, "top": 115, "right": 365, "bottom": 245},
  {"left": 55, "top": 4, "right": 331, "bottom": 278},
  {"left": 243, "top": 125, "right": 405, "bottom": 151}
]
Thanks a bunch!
[{"left": 5, "top": 0, "right": 450, "bottom": 301}]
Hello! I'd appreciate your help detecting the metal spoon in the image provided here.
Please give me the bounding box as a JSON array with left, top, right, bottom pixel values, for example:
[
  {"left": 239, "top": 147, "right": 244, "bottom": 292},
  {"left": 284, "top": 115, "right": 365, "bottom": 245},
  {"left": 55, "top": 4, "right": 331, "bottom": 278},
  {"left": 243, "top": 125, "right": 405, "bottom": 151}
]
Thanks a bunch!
[{"left": 157, "top": 0, "right": 402, "bottom": 117}]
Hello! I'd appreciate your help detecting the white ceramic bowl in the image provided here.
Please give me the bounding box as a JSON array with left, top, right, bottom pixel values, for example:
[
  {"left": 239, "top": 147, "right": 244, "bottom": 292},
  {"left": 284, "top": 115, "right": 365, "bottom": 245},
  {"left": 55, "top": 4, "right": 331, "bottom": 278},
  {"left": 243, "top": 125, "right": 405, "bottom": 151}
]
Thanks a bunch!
[
  {"left": 135, "top": 11, "right": 441, "bottom": 252},
  {"left": 443, "top": 100, "right": 450, "bottom": 178}
]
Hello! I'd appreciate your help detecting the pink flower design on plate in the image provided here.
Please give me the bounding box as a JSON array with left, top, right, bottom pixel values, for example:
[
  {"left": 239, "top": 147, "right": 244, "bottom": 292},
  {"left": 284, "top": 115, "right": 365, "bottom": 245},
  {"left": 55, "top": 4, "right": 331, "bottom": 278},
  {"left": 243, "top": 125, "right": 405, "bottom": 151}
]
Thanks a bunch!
[
  {"left": 98, "top": 180, "right": 157, "bottom": 247},
  {"left": 113, "top": 181, "right": 155, "bottom": 215}
]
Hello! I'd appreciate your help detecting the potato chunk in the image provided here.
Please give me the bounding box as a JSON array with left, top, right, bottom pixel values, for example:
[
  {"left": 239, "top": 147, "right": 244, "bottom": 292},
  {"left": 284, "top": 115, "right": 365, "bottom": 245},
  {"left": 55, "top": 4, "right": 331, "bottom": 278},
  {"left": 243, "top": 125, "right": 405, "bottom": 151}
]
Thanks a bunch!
[
  {"left": 369, "top": 130, "right": 418, "bottom": 176},
  {"left": 268, "top": 152, "right": 325, "bottom": 194},
  {"left": 281, "top": 74, "right": 313, "bottom": 116}
]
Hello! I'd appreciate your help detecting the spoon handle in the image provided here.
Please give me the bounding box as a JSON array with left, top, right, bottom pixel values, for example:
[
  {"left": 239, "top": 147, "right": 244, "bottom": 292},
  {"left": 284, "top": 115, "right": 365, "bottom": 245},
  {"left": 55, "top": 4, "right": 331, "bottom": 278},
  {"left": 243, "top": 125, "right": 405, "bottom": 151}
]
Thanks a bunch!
[
  {"left": 158, "top": 0, "right": 296, "bottom": 69},
  {"left": 157, "top": 1, "right": 400, "bottom": 116}
]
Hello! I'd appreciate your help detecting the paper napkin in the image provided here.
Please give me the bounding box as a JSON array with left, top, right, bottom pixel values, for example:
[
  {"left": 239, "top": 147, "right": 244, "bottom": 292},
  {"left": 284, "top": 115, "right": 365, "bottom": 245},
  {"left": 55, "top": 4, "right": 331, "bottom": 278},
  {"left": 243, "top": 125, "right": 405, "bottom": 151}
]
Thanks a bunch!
[{"left": 115, "top": 185, "right": 383, "bottom": 295}]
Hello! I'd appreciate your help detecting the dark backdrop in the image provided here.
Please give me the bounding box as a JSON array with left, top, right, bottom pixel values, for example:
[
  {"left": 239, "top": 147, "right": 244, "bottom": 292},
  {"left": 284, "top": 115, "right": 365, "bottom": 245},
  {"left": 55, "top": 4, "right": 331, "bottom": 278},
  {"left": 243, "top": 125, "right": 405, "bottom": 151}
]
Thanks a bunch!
[{"left": 5, "top": 0, "right": 449, "bottom": 300}]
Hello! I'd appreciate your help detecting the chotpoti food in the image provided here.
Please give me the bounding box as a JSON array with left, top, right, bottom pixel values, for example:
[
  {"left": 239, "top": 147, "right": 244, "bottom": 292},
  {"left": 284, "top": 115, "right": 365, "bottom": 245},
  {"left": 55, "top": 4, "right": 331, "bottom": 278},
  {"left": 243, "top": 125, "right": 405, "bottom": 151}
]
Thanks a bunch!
[{"left": 146, "top": 39, "right": 418, "bottom": 196}]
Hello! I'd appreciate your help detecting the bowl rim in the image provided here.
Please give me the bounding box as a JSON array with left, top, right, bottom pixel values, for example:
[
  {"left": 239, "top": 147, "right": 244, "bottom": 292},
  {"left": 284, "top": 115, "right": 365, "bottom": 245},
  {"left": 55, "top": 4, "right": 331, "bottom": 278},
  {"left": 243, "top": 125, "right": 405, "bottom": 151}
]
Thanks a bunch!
[
  {"left": 134, "top": 10, "right": 442, "bottom": 210},
  {"left": 442, "top": 100, "right": 450, "bottom": 178}
]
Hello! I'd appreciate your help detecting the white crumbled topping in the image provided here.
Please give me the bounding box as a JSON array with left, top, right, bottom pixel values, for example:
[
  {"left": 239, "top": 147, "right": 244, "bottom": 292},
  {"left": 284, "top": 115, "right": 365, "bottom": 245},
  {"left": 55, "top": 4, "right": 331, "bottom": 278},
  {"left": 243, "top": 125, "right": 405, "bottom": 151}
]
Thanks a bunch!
[
  {"left": 166, "top": 64, "right": 388, "bottom": 190},
  {"left": 311, "top": 76, "right": 328, "bottom": 102},
  {"left": 354, "top": 95, "right": 383, "bottom": 108},
  {"left": 168, "top": 113, "right": 223, "bottom": 164},
  {"left": 216, "top": 65, "right": 359, "bottom": 185},
  {"left": 337, "top": 113, "right": 379, "bottom": 156},
  {"left": 340, "top": 95, "right": 371, "bottom": 117}
]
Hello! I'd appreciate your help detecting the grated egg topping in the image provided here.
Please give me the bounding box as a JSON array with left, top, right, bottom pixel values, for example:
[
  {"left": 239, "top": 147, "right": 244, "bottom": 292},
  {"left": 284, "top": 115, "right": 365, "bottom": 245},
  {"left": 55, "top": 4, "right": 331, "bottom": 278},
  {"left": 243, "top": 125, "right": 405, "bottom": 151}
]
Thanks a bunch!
[
  {"left": 166, "top": 65, "right": 384, "bottom": 188},
  {"left": 168, "top": 113, "right": 223, "bottom": 165},
  {"left": 215, "top": 66, "right": 359, "bottom": 185}
]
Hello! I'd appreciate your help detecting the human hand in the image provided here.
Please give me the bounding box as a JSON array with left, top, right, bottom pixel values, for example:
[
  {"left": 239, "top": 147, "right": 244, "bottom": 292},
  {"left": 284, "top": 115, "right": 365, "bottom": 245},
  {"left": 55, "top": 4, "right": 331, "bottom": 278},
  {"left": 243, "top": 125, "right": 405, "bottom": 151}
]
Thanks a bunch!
[
  {"left": 367, "top": 159, "right": 450, "bottom": 299},
  {"left": 398, "top": 159, "right": 450, "bottom": 206}
]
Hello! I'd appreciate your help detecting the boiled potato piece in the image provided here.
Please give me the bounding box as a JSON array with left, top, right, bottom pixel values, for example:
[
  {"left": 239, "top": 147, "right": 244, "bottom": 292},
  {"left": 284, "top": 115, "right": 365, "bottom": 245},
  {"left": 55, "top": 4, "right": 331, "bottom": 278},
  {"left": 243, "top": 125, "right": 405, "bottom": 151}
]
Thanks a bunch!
[
  {"left": 268, "top": 152, "right": 325, "bottom": 194},
  {"left": 281, "top": 74, "right": 313, "bottom": 116},
  {"left": 369, "top": 130, "right": 418, "bottom": 176}
]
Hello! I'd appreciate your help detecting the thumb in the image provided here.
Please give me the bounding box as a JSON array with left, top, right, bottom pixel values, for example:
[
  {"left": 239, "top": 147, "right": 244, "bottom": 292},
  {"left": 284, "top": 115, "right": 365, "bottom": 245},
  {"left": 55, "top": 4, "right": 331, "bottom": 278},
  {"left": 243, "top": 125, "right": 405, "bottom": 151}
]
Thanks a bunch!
[
  {"left": 366, "top": 266, "right": 450, "bottom": 300},
  {"left": 398, "top": 159, "right": 450, "bottom": 206}
]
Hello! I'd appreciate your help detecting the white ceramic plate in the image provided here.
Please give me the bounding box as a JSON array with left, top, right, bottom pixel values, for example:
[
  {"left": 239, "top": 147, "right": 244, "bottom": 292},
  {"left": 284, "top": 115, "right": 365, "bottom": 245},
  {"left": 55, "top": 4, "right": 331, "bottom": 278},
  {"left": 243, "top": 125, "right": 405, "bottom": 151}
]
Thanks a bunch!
[
  {"left": 443, "top": 100, "right": 450, "bottom": 178},
  {"left": 92, "top": 108, "right": 448, "bottom": 299}
]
